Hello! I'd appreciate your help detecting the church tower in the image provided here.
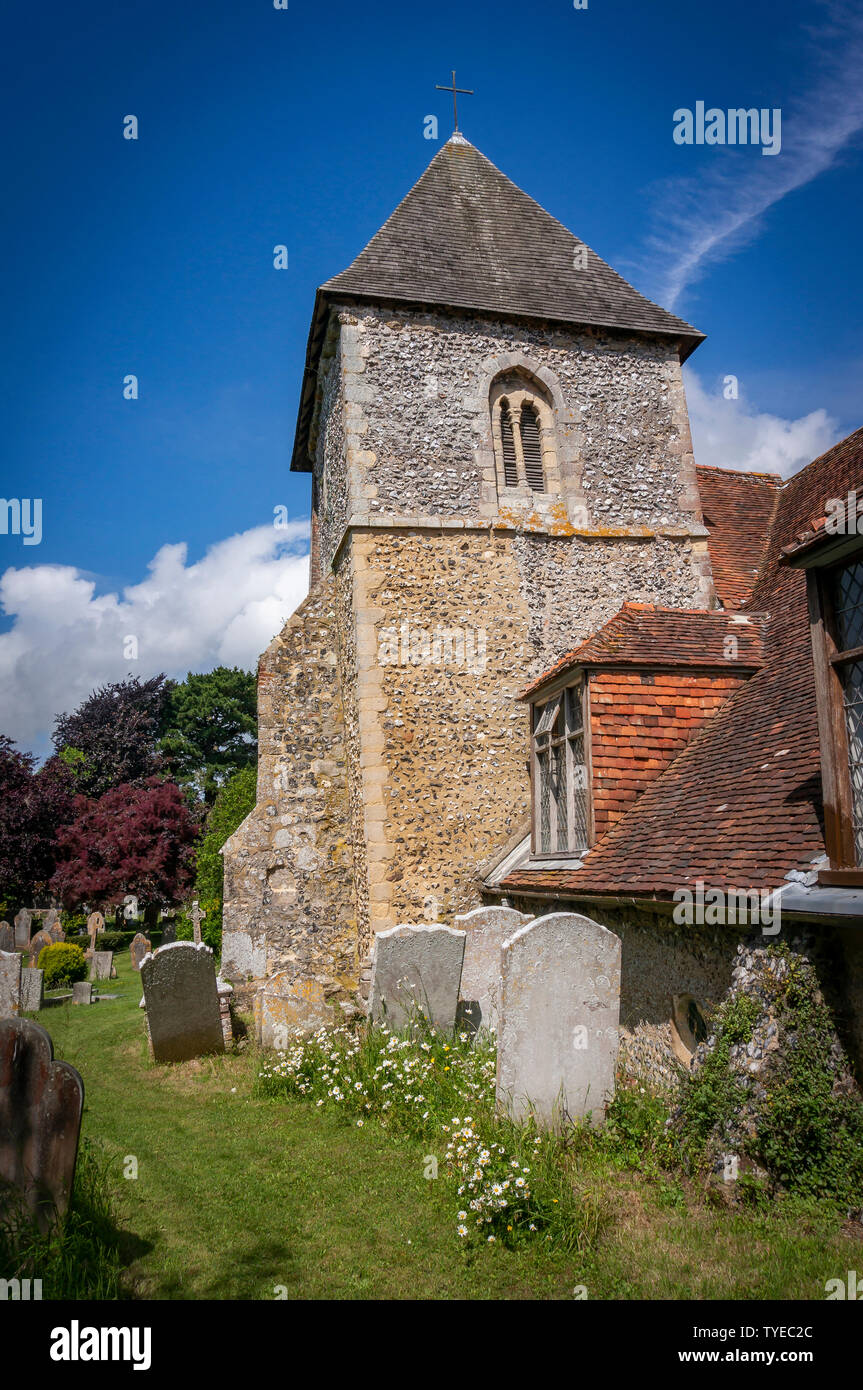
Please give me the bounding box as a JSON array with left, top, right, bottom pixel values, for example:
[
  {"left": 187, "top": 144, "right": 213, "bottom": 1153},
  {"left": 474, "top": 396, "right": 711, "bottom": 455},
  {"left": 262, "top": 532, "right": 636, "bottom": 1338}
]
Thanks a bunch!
[{"left": 221, "top": 134, "right": 714, "bottom": 1019}]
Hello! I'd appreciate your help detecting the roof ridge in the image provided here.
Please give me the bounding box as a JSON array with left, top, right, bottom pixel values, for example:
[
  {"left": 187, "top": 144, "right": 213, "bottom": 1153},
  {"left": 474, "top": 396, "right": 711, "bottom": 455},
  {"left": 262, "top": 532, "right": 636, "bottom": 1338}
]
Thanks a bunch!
[{"left": 696, "top": 463, "right": 784, "bottom": 485}]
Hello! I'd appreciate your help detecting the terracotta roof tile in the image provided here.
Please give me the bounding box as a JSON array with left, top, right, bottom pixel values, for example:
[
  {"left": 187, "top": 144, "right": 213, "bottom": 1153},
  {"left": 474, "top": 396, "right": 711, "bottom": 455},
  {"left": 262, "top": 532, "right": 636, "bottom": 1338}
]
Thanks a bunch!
[{"left": 696, "top": 465, "right": 781, "bottom": 609}]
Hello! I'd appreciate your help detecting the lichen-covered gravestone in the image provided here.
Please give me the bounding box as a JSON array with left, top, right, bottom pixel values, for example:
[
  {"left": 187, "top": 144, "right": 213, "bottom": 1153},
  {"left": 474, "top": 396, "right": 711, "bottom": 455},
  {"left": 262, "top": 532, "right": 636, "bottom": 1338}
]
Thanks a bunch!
[
  {"left": 45, "top": 912, "right": 64, "bottom": 944},
  {"left": 129, "top": 933, "right": 152, "bottom": 972},
  {"left": 0, "top": 1017, "right": 84, "bottom": 1233},
  {"left": 496, "top": 912, "right": 621, "bottom": 1129},
  {"left": 368, "top": 924, "right": 466, "bottom": 1032},
  {"left": 28, "top": 928, "right": 53, "bottom": 968},
  {"left": 454, "top": 905, "right": 532, "bottom": 1034},
  {"left": 14, "top": 909, "right": 32, "bottom": 950},
  {"left": 0, "top": 951, "right": 22, "bottom": 1018},
  {"left": 89, "top": 951, "right": 113, "bottom": 982},
  {"left": 256, "top": 973, "right": 335, "bottom": 1048},
  {"left": 72, "top": 982, "right": 93, "bottom": 1006},
  {"left": 141, "top": 942, "right": 225, "bottom": 1063},
  {"left": 20, "top": 968, "right": 44, "bottom": 1014},
  {"left": 0, "top": 922, "right": 13, "bottom": 953}
]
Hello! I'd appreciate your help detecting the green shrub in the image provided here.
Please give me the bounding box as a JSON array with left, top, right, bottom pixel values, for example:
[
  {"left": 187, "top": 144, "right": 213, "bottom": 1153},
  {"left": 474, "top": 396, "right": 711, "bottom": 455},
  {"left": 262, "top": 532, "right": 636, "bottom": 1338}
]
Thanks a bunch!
[
  {"left": 38, "top": 943, "right": 88, "bottom": 989},
  {"left": 95, "top": 930, "right": 136, "bottom": 953}
]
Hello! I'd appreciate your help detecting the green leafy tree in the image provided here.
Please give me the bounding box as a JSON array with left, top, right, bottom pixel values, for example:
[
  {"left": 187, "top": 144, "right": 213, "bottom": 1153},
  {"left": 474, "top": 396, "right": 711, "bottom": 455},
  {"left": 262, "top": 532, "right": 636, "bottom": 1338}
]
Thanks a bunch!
[
  {"left": 159, "top": 667, "right": 257, "bottom": 804},
  {"left": 177, "top": 765, "right": 257, "bottom": 952}
]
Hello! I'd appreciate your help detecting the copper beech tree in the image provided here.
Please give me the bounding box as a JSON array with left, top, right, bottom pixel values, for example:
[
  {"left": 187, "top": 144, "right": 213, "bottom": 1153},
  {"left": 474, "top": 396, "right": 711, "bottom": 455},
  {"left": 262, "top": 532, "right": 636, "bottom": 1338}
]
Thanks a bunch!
[{"left": 50, "top": 777, "right": 200, "bottom": 916}]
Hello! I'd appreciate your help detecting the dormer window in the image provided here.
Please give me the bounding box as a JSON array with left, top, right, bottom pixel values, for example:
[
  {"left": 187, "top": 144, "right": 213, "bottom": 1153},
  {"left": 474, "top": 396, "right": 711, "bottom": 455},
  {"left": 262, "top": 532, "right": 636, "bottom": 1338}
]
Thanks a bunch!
[
  {"left": 531, "top": 682, "right": 590, "bottom": 856},
  {"left": 491, "top": 373, "right": 556, "bottom": 494}
]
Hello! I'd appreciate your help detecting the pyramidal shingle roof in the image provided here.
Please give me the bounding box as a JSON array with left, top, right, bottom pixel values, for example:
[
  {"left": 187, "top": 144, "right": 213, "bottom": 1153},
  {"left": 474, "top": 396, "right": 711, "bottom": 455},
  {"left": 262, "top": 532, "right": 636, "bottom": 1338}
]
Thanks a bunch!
[
  {"left": 292, "top": 134, "right": 704, "bottom": 470},
  {"left": 324, "top": 134, "right": 702, "bottom": 347}
]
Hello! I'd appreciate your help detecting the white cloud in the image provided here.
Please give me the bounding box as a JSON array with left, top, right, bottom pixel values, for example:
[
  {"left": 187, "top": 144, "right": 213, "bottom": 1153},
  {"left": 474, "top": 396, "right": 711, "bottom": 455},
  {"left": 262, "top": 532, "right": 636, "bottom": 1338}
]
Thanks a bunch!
[
  {"left": 684, "top": 368, "right": 840, "bottom": 477},
  {"left": 643, "top": 1, "right": 863, "bottom": 309},
  {"left": 0, "top": 521, "right": 310, "bottom": 758}
]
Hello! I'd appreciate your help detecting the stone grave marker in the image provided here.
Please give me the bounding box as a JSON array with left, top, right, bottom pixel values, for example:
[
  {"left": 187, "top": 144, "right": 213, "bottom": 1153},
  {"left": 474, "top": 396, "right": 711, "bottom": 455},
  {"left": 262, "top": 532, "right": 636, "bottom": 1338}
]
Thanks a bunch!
[
  {"left": 72, "top": 982, "right": 93, "bottom": 1006},
  {"left": 28, "top": 928, "right": 53, "bottom": 969},
  {"left": 368, "top": 924, "right": 466, "bottom": 1032},
  {"left": 0, "top": 1017, "right": 84, "bottom": 1232},
  {"left": 141, "top": 942, "right": 225, "bottom": 1063},
  {"left": 0, "top": 922, "right": 13, "bottom": 953},
  {"left": 14, "top": 908, "right": 32, "bottom": 950},
  {"left": 129, "top": 933, "right": 152, "bottom": 972},
  {"left": 20, "top": 968, "right": 44, "bottom": 1014},
  {"left": 496, "top": 912, "right": 621, "bottom": 1129},
  {"left": 89, "top": 951, "right": 114, "bottom": 982},
  {"left": 255, "top": 973, "right": 335, "bottom": 1048},
  {"left": 161, "top": 921, "right": 177, "bottom": 946},
  {"left": 454, "top": 905, "right": 532, "bottom": 1034},
  {"left": 0, "top": 951, "right": 22, "bottom": 1017},
  {"left": 189, "top": 900, "right": 206, "bottom": 945},
  {"left": 86, "top": 911, "right": 104, "bottom": 957}
]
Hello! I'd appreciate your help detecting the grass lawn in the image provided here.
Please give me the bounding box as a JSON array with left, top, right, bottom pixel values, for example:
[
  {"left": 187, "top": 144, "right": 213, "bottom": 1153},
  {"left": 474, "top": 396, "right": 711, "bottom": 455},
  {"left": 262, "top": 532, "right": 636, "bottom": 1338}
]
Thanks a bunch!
[{"left": 24, "top": 953, "right": 863, "bottom": 1300}]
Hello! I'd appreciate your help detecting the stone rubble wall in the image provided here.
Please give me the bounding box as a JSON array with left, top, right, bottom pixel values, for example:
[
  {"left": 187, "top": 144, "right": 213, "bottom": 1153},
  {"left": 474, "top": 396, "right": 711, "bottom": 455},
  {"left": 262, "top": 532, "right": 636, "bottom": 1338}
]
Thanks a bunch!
[{"left": 220, "top": 579, "right": 358, "bottom": 1000}]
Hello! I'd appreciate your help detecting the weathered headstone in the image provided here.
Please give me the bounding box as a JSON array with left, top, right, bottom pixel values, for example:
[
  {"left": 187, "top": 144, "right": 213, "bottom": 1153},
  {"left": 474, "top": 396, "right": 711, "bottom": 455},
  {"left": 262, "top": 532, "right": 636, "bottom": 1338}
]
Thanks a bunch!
[
  {"left": 454, "top": 905, "right": 532, "bottom": 1034},
  {"left": 0, "top": 922, "right": 13, "bottom": 953},
  {"left": 46, "top": 912, "right": 64, "bottom": 944},
  {"left": 72, "top": 981, "right": 93, "bottom": 1006},
  {"left": 86, "top": 911, "right": 104, "bottom": 955},
  {"left": 368, "top": 924, "right": 466, "bottom": 1032},
  {"left": 89, "top": 951, "right": 113, "bottom": 982},
  {"left": 123, "top": 894, "right": 138, "bottom": 922},
  {"left": 28, "top": 928, "right": 53, "bottom": 969},
  {"left": 217, "top": 977, "right": 234, "bottom": 1048},
  {"left": 0, "top": 951, "right": 22, "bottom": 1017},
  {"left": 130, "top": 933, "right": 151, "bottom": 972},
  {"left": 496, "top": 913, "right": 621, "bottom": 1129},
  {"left": 141, "top": 942, "right": 225, "bottom": 1063},
  {"left": 14, "top": 908, "right": 32, "bottom": 950},
  {"left": 161, "top": 921, "right": 177, "bottom": 946},
  {"left": 20, "top": 968, "right": 44, "bottom": 1014},
  {"left": 255, "top": 972, "right": 335, "bottom": 1048},
  {"left": 42, "top": 908, "right": 60, "bottom": 931},
  {"left": 0, "top": 1017, "right": 84, "bottom": 1232}
]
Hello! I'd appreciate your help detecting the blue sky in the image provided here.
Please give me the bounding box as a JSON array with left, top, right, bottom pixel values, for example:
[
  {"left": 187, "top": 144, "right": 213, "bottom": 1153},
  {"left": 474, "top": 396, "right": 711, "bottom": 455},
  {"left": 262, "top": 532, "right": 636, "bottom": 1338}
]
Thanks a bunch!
[{"left": 1, "top": 0, "right": 862, "bottom": 752}]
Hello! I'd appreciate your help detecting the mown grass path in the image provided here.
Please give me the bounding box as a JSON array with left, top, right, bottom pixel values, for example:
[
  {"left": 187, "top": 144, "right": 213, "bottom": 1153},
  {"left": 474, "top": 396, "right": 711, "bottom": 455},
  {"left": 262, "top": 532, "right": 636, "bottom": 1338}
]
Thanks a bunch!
[{"left": 39, "top": 956, "right": 577, "bottom": 1299}]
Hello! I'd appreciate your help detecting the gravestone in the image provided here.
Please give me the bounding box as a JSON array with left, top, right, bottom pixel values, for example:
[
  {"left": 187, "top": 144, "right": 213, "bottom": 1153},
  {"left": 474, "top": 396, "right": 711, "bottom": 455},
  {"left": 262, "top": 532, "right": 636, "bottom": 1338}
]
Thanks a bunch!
[
  {"left": 89, "top": 951, "right": 113, "bottom": 982},
  {"left": 0, "top": 922, "right": 12, "bottom": 953},
  {"left": 46, "top": 912, "right": 64, "bottom": 944},
  {"left": 14, "top": 909, "right": 32, "bottom": 950},
  {"left": 496, "top": 912, "right": 621, "bottom": 1129},
  {"left": 129, "top": 933, "right": 151, "bottom": 972},
  {"left": 368, "top": 924, "right": 466, "bottom": 1032},
  {"left": 454, "top": 905, "right": 532, "bottom": 1034},
  {"left": 161, "top": 921, "right": 177, "bottom": 946},
  {"left": 72, "top": 982, "right": 92, "bottom": 1006},
  {"left": 0, "top": 951, "right": 22, "bottom": 1017},
  {"left": 189, "top": 900, "right": 206, "bottom": 945},
  {"left": 0, "top": 1017, "right": 84, "bottom": 1232},
  {"left": 86, "top": 911, "right": 104, "bottom": 957},
  {"left": 28, "top": 929, "right": 53, "bottom": 969},
  {"left": 123, "top": 894, "right": 138, "bottom": 922},
  {"left": 20, "top": 968, "right": 44, "bottom": 1013},
  {"left": 141, "top": 942, "right": 225, "bottom": 1063},
  {"left": 256, "top": 972, "right": 335, "bottom": 1049}
]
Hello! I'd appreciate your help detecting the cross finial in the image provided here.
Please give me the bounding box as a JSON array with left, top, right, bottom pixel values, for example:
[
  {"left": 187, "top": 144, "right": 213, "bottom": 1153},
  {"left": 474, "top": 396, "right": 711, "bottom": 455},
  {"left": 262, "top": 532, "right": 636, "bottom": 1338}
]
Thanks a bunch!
[
  {"left": 435, "top": 70, "right": 474, "bottom": 134},
  {"left": 189, "top": 899, "right": 206, "bottom": 946}
]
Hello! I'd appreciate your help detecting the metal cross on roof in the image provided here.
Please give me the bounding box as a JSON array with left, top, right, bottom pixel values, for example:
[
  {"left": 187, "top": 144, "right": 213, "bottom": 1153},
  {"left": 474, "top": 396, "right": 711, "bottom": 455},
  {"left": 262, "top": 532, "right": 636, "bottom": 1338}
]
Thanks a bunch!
[
  {"left": 435, "top": 70, "right": 474, "bottom": 133},
  {"left": 189, "top": 900, "right": 206, "bottom": 946}
]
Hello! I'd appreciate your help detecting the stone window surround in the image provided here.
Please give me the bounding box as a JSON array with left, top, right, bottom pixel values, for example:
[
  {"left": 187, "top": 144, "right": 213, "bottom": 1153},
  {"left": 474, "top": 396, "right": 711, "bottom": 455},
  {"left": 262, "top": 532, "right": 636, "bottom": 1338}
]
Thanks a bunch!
[
  {"left": 475, "top": 352, "right": 587, "bottom": 523},
  {"left": 489, "top": 370, "right": 560, "bottom": 498}
]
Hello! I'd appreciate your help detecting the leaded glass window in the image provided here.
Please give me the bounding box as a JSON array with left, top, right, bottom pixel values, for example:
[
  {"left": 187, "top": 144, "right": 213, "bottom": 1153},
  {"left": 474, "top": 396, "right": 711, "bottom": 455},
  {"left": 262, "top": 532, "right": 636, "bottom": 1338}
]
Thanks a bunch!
[
  {"left": 830, "top": 561, "right": 863, "bottom": 865},
  {"left": 532, "top": 683, "right": 589, "bottom": 854}
]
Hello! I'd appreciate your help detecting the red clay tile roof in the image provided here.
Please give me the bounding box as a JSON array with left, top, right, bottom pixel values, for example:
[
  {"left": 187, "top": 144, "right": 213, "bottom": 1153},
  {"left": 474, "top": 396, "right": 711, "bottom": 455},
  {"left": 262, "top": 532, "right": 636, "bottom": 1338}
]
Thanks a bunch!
[
  {"left": 696, "top": 465, "right": 781, "bottom": 609},
  {"left": 520, "top": 603, "right": 765, "bottom": 699},
  {"left": 501, "top": 426, "right": 863, "bottom": 899}
]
